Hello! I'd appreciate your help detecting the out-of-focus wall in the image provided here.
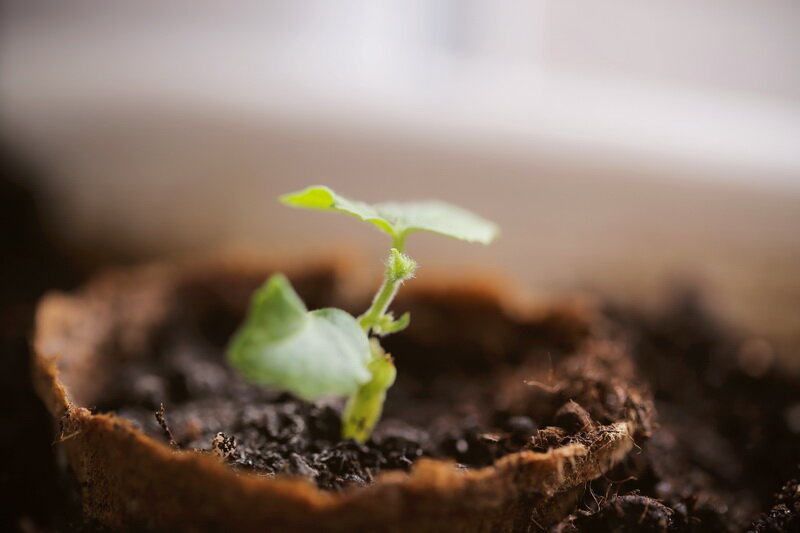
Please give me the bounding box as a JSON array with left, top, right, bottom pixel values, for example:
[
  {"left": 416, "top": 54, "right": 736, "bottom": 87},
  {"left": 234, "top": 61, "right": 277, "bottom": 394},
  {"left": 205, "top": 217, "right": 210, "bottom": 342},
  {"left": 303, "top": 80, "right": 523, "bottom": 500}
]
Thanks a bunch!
[{"left": 1, "top": 1, "right": 799, "bottom": 356}]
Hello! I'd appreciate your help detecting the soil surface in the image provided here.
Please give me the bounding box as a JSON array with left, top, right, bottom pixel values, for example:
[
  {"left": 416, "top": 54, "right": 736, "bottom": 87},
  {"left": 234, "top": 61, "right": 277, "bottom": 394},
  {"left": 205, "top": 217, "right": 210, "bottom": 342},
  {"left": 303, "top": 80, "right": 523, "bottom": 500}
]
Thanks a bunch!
[
  {"left": 98, "top": 271, "right": 611, "bottom": 492},
  {"left": 88, "top": 271, "right": 800, "bottom": 532}
]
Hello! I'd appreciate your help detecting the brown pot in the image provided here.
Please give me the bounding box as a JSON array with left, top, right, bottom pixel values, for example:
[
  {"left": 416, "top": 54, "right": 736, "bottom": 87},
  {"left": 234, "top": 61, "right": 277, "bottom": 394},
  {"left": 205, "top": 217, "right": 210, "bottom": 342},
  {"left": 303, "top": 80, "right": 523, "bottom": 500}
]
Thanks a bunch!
[{"left": 32, "top": 256, "right": 653, "bottom": 532}]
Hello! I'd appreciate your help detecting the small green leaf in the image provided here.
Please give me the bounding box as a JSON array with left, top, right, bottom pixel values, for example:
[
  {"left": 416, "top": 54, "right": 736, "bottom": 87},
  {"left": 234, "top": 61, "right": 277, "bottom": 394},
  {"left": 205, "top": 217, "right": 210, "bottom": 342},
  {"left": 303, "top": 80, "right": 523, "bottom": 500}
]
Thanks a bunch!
[
  {"left": 280, "top": 185, "right": 498, "bottom": 245},
  {"left": 371, "top": 312, "right": 410, "bottom": 336},
  {"left": 227, "top": 274, "right": 372, "bottom": 400},
  {"left": 280, "top": 186, "right": 394, "bottom": 235},
  {"left": 386, "top": 248, "right": 417, "bottom": 282}
]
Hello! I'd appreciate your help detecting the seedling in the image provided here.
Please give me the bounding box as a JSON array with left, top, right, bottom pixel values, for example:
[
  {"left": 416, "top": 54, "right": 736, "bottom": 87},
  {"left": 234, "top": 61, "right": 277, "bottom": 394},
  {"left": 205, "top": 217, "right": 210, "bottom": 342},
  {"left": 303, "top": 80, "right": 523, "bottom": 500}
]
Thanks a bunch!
[{"left": 227, "top": 186, "right": 498, "bottom": 442}]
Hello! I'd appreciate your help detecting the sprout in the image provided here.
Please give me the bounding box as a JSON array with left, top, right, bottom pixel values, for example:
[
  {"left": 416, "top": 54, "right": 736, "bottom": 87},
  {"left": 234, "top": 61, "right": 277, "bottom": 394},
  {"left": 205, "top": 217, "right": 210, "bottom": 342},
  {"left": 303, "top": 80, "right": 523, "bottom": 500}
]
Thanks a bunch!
[{"left": 227, "top": 186, "right": 498, "bottom": 442}]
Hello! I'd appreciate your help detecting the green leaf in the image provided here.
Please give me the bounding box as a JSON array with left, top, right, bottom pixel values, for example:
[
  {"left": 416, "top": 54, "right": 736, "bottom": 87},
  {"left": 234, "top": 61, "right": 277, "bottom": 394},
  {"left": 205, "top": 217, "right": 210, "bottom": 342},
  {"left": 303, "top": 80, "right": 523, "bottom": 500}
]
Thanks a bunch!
[
  {"left": 227, "top": 274, "right": 372, "bottom": 400},
  {"left": 371, "top": 312, "right": 410, "bottom": 336},
  {"left": 280, "top": 185, "right": 498, "bottom": 245}
]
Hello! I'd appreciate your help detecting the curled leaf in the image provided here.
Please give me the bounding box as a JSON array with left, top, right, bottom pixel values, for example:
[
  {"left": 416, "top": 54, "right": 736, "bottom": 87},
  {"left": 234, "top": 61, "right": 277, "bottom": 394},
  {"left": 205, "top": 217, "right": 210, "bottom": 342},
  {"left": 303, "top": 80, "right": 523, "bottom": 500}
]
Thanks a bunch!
[
  {"left": 227, "top": 274, "right": 372, "bottom": 400},
  {"left": 386, "top": 248, "right": 417, "bottom": 282},
  {"left": 371, "top": 312, "right": 410, "bottom": 336}
]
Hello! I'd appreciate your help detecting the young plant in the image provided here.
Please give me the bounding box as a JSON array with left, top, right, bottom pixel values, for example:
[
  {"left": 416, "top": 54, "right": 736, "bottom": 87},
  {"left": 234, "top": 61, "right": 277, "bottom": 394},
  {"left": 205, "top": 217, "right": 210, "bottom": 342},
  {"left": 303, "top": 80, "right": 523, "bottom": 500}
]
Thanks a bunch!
[{"left": 227, "top": 186, "right": 498, "bottom": 442}]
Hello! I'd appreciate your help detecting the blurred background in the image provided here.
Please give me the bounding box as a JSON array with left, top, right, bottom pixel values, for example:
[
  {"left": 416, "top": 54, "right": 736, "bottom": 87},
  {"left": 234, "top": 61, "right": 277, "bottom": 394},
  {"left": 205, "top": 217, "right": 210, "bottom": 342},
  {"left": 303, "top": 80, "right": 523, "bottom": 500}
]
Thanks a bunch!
[
  {"left": 1, "top": 1, "right": 799, "bottom": 529},
  {"left": 2, "top": 0, "right": 800, "bottom": 345},
  {"left": 4, "top": 0, "right": 800, "bottom": 351}
]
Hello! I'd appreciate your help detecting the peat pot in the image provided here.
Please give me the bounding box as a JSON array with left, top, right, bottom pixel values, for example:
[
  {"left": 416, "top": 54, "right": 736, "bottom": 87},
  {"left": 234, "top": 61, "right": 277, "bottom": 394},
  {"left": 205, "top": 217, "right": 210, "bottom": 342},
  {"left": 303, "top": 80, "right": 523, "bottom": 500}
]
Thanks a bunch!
[{"left": 33, "top": 257, "right": 653, "bottom": 532}]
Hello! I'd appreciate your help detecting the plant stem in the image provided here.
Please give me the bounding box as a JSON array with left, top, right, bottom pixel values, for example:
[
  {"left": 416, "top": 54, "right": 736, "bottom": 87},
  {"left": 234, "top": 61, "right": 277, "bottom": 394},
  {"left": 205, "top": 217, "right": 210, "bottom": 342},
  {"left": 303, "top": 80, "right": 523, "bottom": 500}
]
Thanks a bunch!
[
  {"left": 346, "top": 245, "right": 415, "bottom": 441},
  {"left": 392, "top": 233, "right": 407, "bottom": 253},
  {"left": 358, "top": 245, "right": 415, "bottom": 333},
  {"left": 341, "top": 340, "right": 396, "bottom": 442},
  {"left": 358, "top": 275, "right": 400, "bottom": 332}
]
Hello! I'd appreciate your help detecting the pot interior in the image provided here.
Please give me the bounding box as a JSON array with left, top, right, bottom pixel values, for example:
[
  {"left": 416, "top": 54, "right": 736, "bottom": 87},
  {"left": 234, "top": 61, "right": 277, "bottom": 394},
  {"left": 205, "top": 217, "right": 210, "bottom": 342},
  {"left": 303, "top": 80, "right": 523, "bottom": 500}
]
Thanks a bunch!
[{"left": 80, "top": 265, "right": 582, "bottom": 424}]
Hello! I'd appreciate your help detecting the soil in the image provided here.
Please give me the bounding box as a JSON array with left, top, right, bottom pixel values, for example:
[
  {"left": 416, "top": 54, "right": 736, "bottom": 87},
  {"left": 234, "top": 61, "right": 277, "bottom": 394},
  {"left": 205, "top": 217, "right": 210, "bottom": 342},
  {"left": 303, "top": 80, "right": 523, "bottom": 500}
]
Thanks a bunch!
[
  {"left": 749, "top": 478, "right": 800, "bottom": 532},
  {"left": 88, "top": 272, "right": 800, "bottom": 532},
  {"left": 553, "top": 289, "right": 800, "bottom": 532},
  {"left": 96, "top": 272, "right": 612, "bottom": 491}
]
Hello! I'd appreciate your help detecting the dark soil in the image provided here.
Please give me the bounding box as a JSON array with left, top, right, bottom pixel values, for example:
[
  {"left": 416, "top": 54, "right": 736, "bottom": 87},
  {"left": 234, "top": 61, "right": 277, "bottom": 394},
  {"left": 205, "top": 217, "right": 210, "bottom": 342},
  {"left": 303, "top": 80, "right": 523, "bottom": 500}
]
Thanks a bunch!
[
  {"left": 552, "top": 289, "right": 800, "bottom": 532},
  {"left": 89, "top": 272, "right": 800, "bottom": 532},
  {"left": 748, "top": 479, "right": 800, "bottom": 532},
  {"left": 97, "top": 277, "right": 595, "bottom": 491}
]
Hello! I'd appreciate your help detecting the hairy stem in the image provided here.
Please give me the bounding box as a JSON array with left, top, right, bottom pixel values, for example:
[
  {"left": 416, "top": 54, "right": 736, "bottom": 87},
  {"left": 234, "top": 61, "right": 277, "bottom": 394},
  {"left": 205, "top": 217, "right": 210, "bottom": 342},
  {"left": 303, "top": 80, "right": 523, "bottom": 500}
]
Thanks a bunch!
[
  {"left": 357, "top": 247, "right": 415, "bottom": 333},
  {"left": 345, "top": 246, "right": 415, "bottom": 441},
  {"left": 358, "top": 276, "right": 400, "bottom": 332}
]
